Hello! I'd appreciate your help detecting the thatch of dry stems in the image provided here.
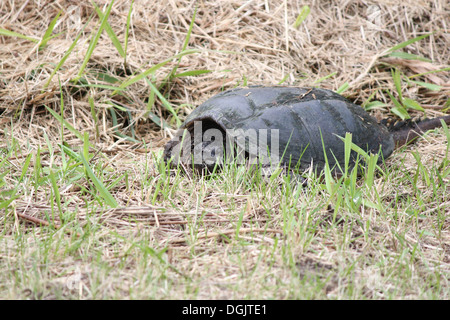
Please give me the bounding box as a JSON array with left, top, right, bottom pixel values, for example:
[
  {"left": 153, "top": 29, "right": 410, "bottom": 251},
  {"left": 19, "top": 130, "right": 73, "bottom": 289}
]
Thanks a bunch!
[{"left": 0, "top": 0, "right": 449, "bottom": 240}]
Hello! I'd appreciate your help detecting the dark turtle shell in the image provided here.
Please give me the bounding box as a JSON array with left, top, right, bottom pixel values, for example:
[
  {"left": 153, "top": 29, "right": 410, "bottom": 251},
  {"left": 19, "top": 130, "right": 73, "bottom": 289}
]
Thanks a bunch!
[{"left": 164, "top": 86, "right": 395, "bottom": 171}]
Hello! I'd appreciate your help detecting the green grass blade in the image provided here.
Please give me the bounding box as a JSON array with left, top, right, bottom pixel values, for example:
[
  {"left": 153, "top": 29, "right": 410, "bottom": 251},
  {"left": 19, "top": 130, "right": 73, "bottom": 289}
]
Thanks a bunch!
[
  {"left": 45, "top": 105, "right": 85, "bottom": 141},
  {"left": 113, "top": 49, "right": 199, "bottom": 95},
  {"left": 112, "top": 50, "right": 199, "bottom": 95},
  {"left": 384, "top": 33, "right": 432, "bottom": 55},
  {"left": 408, "top": 80, "right": 442, "bottom": 91},
  {"left": 361, "top": 90, "right": 378, "bottom": 110},
  {"left": 58, "top": 79, "right": 65, "bottom": 143},
  {"left": 39, "top": 11, "right": 61, "bottom": 50},
  {"left": 34, "top": 147, "right": 42, "bottom": 194},
  {"left": 440, "top": 119, "right": 450, "bottom": 175},
  {"left": 43, "top": 131, "right": 54, "bottom": 156},
  {"left": 440, "top": 119, "right": 449, "bottom": 141},
  {"left": 146, "top": 74, "right": 156, "bottom": 111},
  {"left": 0, "top": 28, "right": 39, "bottom": 43},
  {"left": 92, "top": 1, "right": 125, "bottom": 58},
  {"left": 173, "top": 70, "right": 212, "bottom": 78},
  {"left": 318, "top": 130, "right": 334, "bottom": 194},
  {"left": 313, "top": 72, "right": 337, "bottom": 84},
  {"left": 107, "top": 106, "right": 140, "bottom": 143},
  {"left": 364, "top": 101, "right": 388, "bottom": 111},
  {"left": 403, "top": 98, "right": 424, "bottom": 112},
  {"left": 181, "top": 5, "right": 197, "bottom": 53},
  {"left": 387, "top": 51, "right": 432, "bottom": 62},
  {"left": 336, "top": 82, "right": 349, "bottom": 94},
  {"left": 146, "top": 110, "right": 171, "bottom": 129},
  {"left": 60, "top": 144, "right": 81, "bottom": 162},
  {"left": 386, "top": 91, "right": 410, "bottom": 120},
  {"left": 0, "top": 145, "right": 13, "bottom": 168},
  {"left": 89, "top": 96, "right": 100, "bottom": 140},
  {"left": 335, "top": 134, "right": 385, "bottom": 175},
  {"left": 391, "top": 68, "right": 403, "bottom": 102},
  {"left": 0, "top": 195, "right": 19, "bottom": 210},
  {"left": 43, "top": 13, "right": 94, "bottom": 89},
  {"left": 293, "top": 5, "right": 310, "bottom": 29},
  {"left": 79, "top": 152, "right": 118, "bottom": 208},
  {"left": 145, "top": 78, "right": 181, "bottom": 126},
  {"left": 92, "top": 71, "right": 120, "bottom": 84},
  {"left": 343, "top": 133, "right": 352, "bottom": 178},
  {"left": 166, "top": 5, "right": 198, "bottom": 81},
  {"left": 83, "top": 132, "right": 90, "bottom": 163},
  {"left": 18, "top": 154, "right": 32, "bottom": 184},
  {"left": 0, "top": 171, "right": 7, "bottom": 191},
  {"left": 412, "top": 152, "right": 430, "bottom": 187},
  {"left": 49, "top": 169, "right": 63, "bottom": 222},
  {"left": 77, "top": 83, "right": 124, "bottom": 91},
  {"left": 151, "top": 180, "right": 162, "bottom": 205},
  {"left": 365, "top": 154, "right": 378, "bottom": 189},
  {"left": 76, "top": 0, "right": 115, "bottom": 81},
  {"left": 5, "top": 153, "right": 32, "bottom": 210},
  {"left": 277, "top": 74, "right": 289, "bottom": 85},
  {"left": 407, "top": 67, "right": 450, "bottom": 80},
  {"left": 391, "top": 106, "right": 410, "bottom": 120}
]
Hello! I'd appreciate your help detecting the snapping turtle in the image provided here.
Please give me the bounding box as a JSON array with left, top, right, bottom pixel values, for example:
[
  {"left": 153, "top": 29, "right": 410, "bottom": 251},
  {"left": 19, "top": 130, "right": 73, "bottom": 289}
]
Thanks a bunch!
[{"left": 163, "top": 86, "right": 450, "bottom": 173}]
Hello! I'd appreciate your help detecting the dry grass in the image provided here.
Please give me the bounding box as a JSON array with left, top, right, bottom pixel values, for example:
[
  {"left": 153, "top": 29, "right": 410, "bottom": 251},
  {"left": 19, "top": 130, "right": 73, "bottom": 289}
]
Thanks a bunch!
[{"left": 0, "top": 0, "right": 449, "bottom": 300}]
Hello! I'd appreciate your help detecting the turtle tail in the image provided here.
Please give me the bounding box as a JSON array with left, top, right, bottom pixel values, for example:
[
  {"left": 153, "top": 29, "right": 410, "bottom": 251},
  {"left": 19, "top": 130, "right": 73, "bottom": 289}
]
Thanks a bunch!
[{"left": 385, "top": 115, "right": 450, "bottom": 148}]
